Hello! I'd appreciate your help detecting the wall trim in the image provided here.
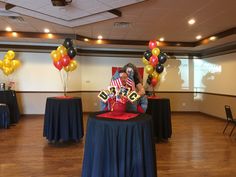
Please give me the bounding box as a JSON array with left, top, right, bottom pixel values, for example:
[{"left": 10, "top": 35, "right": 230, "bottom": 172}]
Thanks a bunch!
[{"left": 15, "top": 90, "right": 236, "bottom": 98}]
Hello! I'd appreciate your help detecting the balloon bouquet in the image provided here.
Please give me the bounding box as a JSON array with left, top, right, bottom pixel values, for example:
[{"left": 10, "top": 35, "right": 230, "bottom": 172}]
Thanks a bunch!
[
  {"left": 142, "top": 40, "right": 168, "bottom": 96},
  {"left": 50, "top": 38, "right": 78, "bottom": 96},
  {"left": 0, "top": 50, "right": 21, "bottom": 89}
]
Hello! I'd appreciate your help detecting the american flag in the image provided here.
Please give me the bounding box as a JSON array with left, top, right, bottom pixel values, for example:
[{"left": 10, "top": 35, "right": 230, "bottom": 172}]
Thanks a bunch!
[{"left": 111, "top": 77, "right": 135, "bottom": 90}]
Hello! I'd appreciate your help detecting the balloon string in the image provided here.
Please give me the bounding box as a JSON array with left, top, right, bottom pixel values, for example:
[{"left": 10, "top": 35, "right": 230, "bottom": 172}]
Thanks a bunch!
[{"left": 59, "top": 70, "right": 65, "bottom": 96}]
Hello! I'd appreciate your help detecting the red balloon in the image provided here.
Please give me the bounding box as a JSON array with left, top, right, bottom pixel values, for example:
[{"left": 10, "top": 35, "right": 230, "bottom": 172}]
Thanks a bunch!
[
  {"left": 53, "top": 60, "right": 63, "bottom": 70},
  {"left": 151, "top": 78, "right": 158, "bottom": 87},
  {"left": 149, "top": 40, "right": 157, "bottom": 49},
  {"left": 149, "top": 55, "right": 158, "bottom": 67},
  {"left": 61, "top": 55, "right": 70, "bottom": 67}
]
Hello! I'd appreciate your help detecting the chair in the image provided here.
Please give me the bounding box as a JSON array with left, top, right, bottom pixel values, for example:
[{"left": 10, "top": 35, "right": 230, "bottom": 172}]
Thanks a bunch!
[{"left": 223, "top": 105, "right": 236, "bottom": 136}]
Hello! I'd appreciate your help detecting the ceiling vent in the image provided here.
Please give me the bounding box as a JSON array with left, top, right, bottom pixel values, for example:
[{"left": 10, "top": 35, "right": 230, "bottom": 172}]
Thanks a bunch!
[
  {"left": 8, "top": 16, "right": 26, "bottom": 23},
  {"left": 114, "top": 22, "right": 131, "bottom": 28}
]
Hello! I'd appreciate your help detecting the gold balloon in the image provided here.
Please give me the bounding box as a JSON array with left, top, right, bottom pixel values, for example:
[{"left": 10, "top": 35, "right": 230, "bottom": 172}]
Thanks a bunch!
[
  {"left": 3, "top": 59, "right": 11, "bottom": 67},
  {"left": 3, "top": 66, "right": 14, "bottom": 76},
  {"left": 50, "top": 50, "right": 61, "bottom": 62},
  {"left": 145, "top": 64, "right": 154, "bottom": 75},
  {"left": 69, "top": 60, "right": 77, "bottom": 71},
  {"left": 57, "top": 45, "right": 67, "bottom": 56},
  {"left": 4, "top": 54, "right": 10, "bottom": 60},
  {"left": 11, "top": 59, "right": 21, "bottom": 69},
  {"left": 0, "top": 60, "right": 3, "bottom": 68},
  {"left": 152, "top": 71, "right": 159, "bottom": 79},
  {"left": 64, "top": 65, "right": 70, "bottom": 72},
  {"left": 142, "top": 57, "right": 149, "bottom": 65},
  {"left": 6, "top": 50, "right": 15, "bottom": 60},
  {"left": 152, "top": 47, "right": 160, "bottom": 56}
]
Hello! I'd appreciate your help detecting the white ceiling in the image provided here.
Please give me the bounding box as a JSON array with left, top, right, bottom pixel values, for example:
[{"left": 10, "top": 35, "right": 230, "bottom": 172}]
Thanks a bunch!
[{"left": 0, "top": 0, "right": 236, "bottom": 52}]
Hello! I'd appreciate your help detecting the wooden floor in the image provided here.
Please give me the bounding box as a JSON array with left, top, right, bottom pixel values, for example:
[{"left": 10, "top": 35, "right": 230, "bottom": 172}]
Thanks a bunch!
[{"left": 0, "top": 113, "right": 236, "bottom": 177}]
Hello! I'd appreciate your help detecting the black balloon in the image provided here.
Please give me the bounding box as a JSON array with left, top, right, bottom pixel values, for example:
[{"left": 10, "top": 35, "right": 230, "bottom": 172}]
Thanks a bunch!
[
  {"left": 67, "top": 47, "right": 77, "bottom": 58},
  {"left": 156, "top": 64, "right": 164, "bottom": 74},
  {"left": 148, "top": 74, "right": 153, "bottom": 79},
  {"left": 63, "top": 38, "right": 73, "bottom": 49},
  {"left": 144, "top": 50, "right": 152, "bottom": 60},
  {"left": 158, "top": 52, "right": 167, "bottom": 64},
  {"left": 147, "top": 78, "right": 151, "bottom": 85}
]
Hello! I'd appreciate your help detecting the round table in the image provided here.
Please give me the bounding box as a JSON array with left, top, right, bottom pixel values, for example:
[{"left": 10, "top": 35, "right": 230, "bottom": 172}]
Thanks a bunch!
[
  {"left": 81, "top": 112, "right": 157, "bottom": 177},
  {"left": 0, "top": 90, "right": 20, "bottom": 124},
  {"left": 43, "top": 97, "right": 84, "bottom": 142},
  {"left": 146, "top": 97, "right": 172, "bottom": 142}
]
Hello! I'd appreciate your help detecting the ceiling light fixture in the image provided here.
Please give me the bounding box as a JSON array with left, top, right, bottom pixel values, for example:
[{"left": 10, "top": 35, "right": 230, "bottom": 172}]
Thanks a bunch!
[
  {"left": 159, "top": 37, "right": 164, "bottom": 41},
  {"left": 44, "top": 28, "right": 50, "bottom": 33},
  {"left": 188, "top": 19, "right": 195, "bottom": 25},
  {"left": 5, "top": 27, "right": 12, "bottom": 32},
  {"left": 196, "top": 35, "right": 202, "bottom": 40},
  {"left": 209, "top": 36, "right": 216, "bottom": 41},
  {"left": 97, "top": 39, "right": 102, "bottom": 44},
  {"left": 84, "top": 38, "right": 89, "bottom": 42},
  {"left": 48, "top": 33, "right": 53, "bottom": 38},
  {"left": 98, "top": 35, "right": 103, "bottom": 40},
  {"left": 12, "top": 32, "right": 17, "bottom": 37}
]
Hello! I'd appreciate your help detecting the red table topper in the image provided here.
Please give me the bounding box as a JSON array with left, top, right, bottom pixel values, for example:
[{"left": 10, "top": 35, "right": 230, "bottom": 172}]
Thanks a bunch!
[
  {"left": 97, "top": 112, "right": 139, "bottom": 120},
  {"left": 55, "top": 96, "right": 73, "bottom": 99}
]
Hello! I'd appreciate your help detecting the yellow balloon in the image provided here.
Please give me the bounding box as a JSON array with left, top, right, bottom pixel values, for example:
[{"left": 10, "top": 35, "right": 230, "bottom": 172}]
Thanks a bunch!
[
  {"left": 142, "top": 57, "right": 149, "bottom": 65},
  {"left": 64, "top": 65, "right": 70, "bottom": 72},
  {"left": 3, "top": 66, "right": 14, "bottom": 76},
  {"left": 152, "top": 71, "right": 159, "bottom": 79},
  {"left": 4, "top": 54, "right": 10, "bottom": 60},
  {"left": 57, "top": 45, "right": 67, "bottom": 56},
  {"left": 11, "top": 60, "right": 21, "bottom": 69},
  {"left": 50, "top": 50, "right": 61, "bottom": 62},
  {"left": 0, "top": 60, "right": 3, "bottom": 68},
  {"left": 152, "top": 48, "right": 160, "bottom": 56},
  {"left": 6, "top": 50, "right": 15, "bottom": 60},
  {"left": 145, "top": 64, "right": 154, "bottom": 75},
  {"left": 69, "top": 60, "right": 77, "bottom": 71},
  {"left": 3, "top": 59, "right": 11, "bottom": 67}
]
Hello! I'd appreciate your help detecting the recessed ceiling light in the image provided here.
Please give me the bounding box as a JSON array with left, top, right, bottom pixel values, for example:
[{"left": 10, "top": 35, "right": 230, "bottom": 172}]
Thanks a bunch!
[
  {"left": 6, "top": 27, "right": 12, "bottom": 32},
  {"left": 97, "top": 39, "right": 102, "bottom": 44},
  {"left": 188, "top": 19, "right": 195, "bottom": 25},
  {"left": 48, "top": 33, "right": 53, "bottom": 38},
  {"left": 84, "top": 38, "right": 89, "bottom": 42},
  {"left": 196, "top": 35, "right": 202, "bottom": 40},
  {"left": 98, "top": 35, "right": 103, "bottom": 40},
  {"left": 159, "top": 37, "right": 164, "bottom": 41},
  {"left": 44, "top": 28, "right": 50, "bottom": 33},
  {"left": 12, "top": 32, "right": 17, "bottom": 37},
  {"left": 209, "top": 36, "right": 216, "bottom": 41}
]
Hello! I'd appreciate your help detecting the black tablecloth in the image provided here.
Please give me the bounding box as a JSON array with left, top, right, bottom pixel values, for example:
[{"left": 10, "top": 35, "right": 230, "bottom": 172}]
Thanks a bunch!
[
  {"left": 146, "top": 98, "right": 172, "bottom": 142},
  {"left": 43, "top": 97, "right": 84, "bottom": 142},
  {"left": 81, "top": 112, "right": 157, "bottom": 177},
  {"left": 0, "top": 104, "right": 10, "bottom": 128},
  {"left": 0, "top": 90, "right": 20, "bottom": 124}
]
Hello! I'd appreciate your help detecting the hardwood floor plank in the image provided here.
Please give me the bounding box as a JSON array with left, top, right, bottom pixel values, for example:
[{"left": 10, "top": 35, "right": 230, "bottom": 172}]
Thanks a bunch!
[{"left": 0, "top": 113, "right": 236, "bottom": 177}]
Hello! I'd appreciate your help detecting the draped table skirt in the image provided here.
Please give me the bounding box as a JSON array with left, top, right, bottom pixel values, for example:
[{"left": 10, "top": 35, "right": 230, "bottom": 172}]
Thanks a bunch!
[
  {"left": 81, "top": 112, "right": 157, "bottom": 177},
  {"left": 43, "top": 97, "right": 84, "bottom": 142}
]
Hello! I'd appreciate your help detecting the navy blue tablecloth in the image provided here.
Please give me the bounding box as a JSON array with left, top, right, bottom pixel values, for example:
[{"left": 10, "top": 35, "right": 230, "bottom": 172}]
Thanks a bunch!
[
  {"left": 43, "top": 97, "right": 84, "bottom": 142},
  {"left": 0, "top": 90, "right": 20, "bottom": 124},
  {"left": 146, "top": 98, "right": 172, "bottom": 142},
  {"left": 0, "top": 104, "right": 10, "bottom": 128},
  {"left": 81, "top": 112, "right": 157, "bottom": 177}
]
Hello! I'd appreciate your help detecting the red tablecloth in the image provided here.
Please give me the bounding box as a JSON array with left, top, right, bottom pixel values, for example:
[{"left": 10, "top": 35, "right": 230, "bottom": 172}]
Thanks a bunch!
[{"left": 97, "top": 112, "right": 139, "bottom": 120}]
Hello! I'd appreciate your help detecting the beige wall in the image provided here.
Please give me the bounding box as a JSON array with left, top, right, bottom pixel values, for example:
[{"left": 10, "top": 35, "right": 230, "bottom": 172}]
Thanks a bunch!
[{"left": 2, "top": 52, "right": 236, "bottom": 119}]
